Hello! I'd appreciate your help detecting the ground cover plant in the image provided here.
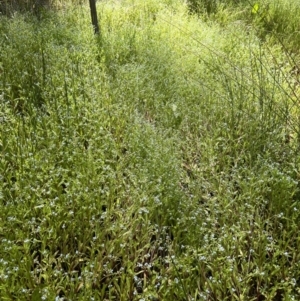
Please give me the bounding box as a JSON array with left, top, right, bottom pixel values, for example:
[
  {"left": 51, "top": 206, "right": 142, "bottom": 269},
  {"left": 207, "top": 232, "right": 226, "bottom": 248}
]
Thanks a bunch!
[{"left": 0, "top": 0, "right": 300, "bottom": 300}]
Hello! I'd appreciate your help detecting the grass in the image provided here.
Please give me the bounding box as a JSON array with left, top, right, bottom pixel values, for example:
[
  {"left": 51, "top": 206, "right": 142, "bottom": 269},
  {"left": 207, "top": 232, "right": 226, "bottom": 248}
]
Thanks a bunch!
[{"left": 0, "top": 0, "right": 300, "bottom": 300}]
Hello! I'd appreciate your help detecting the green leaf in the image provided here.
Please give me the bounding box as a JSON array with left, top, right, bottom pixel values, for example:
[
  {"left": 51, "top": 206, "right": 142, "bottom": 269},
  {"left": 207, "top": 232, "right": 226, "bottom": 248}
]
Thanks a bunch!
[
  {"left": 252, "top": 3, "right": 259, "bottom": 14},
  {"left": 32, "top": 288, "right": 42, "bottom": 301}
]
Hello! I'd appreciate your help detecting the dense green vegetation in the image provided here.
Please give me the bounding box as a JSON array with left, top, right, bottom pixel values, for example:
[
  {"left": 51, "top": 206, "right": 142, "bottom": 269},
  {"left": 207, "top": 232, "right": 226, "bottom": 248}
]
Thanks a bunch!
[{"left": 0, "top": 0, "right": 300, "bottom": 300}]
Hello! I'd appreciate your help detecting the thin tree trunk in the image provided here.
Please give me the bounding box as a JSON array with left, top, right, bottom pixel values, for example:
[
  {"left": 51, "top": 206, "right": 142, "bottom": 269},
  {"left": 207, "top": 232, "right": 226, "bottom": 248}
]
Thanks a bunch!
[{"left": 89, "top": 0, "right": 100, "bottom": 35}]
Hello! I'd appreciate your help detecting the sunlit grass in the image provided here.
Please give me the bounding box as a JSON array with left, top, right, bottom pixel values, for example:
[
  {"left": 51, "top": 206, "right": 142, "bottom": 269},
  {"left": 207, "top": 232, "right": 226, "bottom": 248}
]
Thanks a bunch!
[{"left": 0, "top": 0, "right": 300, "bottom": 300}]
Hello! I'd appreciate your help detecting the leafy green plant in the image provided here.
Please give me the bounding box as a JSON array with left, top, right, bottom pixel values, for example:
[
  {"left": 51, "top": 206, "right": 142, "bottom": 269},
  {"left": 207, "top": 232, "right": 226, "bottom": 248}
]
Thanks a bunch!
[{"left": 1, "top": 0, "right": 300, "bottom": 300}]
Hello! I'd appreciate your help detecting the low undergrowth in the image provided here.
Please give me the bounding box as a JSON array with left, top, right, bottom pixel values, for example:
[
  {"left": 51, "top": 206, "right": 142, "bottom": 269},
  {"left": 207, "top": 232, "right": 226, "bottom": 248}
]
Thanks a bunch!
[
  {"left": 187, "top": 0, "right": 300, "bottom": 53},
  {"left": 0, "top": 0, "right": 300, "bottom": 300}
]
